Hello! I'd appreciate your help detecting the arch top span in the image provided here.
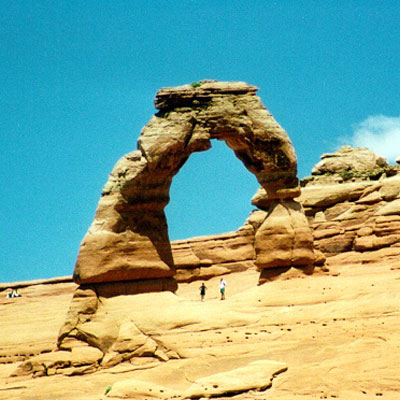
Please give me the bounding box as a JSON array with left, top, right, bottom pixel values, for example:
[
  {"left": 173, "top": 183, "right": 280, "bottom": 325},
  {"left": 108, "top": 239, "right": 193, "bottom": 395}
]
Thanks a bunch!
[
  {"left": 154, "top": 81, "right": 259, "bottom": 110},
  {"left": 73, "top": 81, "right": 313, "bottom": 286},
  {"left": 150, "top": 80, "right": 300, "bottom": 200}
]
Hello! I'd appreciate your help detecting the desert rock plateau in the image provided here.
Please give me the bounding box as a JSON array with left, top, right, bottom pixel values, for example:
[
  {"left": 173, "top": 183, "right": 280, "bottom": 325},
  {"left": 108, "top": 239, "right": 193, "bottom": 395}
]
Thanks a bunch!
[
  {"left": 1, "top": 81, "right": 400, "bottom": 399},
  {"left": 1, "top": 259, "right": 400, "bottom": 399}
]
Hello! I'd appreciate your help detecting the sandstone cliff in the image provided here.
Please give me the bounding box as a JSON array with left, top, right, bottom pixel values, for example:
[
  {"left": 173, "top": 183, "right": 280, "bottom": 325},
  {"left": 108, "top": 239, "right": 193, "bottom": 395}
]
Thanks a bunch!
[
  {"left": 173, "top": 146, "right": 400, "bottom": 283},
  {"left": 301, "top": 146, "right": 400, "bottom": 266}
]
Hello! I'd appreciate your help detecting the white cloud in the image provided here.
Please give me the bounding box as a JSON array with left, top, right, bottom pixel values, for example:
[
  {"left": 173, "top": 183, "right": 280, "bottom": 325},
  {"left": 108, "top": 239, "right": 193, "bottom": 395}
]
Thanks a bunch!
[{"left": 347, "top": 115, "right": 400, "bottom": 162}]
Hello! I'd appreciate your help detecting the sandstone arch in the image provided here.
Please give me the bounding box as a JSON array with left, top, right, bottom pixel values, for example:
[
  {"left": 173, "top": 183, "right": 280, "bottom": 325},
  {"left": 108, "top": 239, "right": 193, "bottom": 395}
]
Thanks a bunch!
[{"left": 73, "top": 81, "right": 314, "bottom": 287}]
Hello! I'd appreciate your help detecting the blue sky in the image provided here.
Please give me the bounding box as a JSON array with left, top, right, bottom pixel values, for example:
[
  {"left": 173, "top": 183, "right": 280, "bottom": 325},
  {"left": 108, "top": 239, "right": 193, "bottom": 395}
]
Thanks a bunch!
[{"left": 1, "top": 1, "right": 399, "bottom": 283}]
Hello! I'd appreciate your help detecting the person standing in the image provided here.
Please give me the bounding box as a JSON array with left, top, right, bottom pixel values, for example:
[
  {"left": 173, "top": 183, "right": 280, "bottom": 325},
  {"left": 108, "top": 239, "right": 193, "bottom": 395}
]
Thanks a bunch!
[
  {"left": 219, "top": 278, "right": 227, "bottom": 300},
  {"left": 199, "top": 282, "right": 207, "bottom": 302}
]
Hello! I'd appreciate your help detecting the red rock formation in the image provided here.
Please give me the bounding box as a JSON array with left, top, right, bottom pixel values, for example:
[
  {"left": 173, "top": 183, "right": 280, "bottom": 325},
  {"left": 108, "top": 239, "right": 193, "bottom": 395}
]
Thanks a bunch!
[
  {"left": 299, "top": 147, "right": 400, "bottom": 264},
  {"left": 172, "top": 226, "right": 255, "bottom": 283},
  {"left": 73, "top": 80, "right": 312, "bottom": 286}
]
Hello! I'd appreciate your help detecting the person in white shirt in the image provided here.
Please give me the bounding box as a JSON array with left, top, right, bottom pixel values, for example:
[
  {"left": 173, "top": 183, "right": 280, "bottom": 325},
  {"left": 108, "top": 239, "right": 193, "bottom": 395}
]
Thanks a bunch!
[{"left": 219, "top": 278, "right": 227, "bottom": 300}]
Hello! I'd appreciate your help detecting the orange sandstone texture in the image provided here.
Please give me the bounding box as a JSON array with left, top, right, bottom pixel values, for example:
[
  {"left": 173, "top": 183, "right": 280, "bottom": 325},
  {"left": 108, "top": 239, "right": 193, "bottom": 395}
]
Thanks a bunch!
[{"left": 1, "top": 262, "right": 400, "bottom": 399}]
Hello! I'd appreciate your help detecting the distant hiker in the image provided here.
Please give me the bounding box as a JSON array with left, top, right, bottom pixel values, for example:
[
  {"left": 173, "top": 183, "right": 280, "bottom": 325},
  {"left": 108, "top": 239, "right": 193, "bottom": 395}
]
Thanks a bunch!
[
  {"left": 199, "top": 283, "right": 207, "bottom": 302},
  {"left": 219, "top": 278, "right": 227, "bottom": 300},
  {"left": 6, "top": 289, "right": 21, "bottom": 298}
]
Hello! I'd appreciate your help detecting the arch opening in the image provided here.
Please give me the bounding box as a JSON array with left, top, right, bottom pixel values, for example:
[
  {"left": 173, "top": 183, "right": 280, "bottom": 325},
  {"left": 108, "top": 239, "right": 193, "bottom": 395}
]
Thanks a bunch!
[{"left": 166, "top": 139, "right": 259, "bottom": 241}]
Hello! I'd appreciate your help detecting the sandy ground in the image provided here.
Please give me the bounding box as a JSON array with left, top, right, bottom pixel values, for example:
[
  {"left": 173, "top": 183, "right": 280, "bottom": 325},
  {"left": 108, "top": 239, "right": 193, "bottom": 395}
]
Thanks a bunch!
[{"left": 0, "top": 261, "right": 399, "bottom": 400}]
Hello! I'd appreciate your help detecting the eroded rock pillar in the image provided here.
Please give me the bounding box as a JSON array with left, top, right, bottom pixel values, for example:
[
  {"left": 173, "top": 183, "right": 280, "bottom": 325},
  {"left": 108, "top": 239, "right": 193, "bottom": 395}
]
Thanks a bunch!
[{"left": 254, "top": 200, "right": 314, "bottom": 283}]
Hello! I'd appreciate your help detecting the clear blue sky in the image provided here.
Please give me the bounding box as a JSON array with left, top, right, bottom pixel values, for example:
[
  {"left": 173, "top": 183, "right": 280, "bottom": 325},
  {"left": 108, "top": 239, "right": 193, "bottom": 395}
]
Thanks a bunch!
[{"left": 1, "top": 1, "right": 399, "bottom": 283}]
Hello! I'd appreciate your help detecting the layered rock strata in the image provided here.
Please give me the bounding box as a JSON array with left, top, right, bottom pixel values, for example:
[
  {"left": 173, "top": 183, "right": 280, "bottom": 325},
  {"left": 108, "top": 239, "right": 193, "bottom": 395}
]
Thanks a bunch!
[
  {"left": 302, "top": 175, "right": 400, "bottom": 263},
  {"left": 252, "top": 146, "right": 400, "bottom": 266},
  {"left": 300, "top": 147, "right": 400, "bottom": 264},
  {"left": 172, "top": 225, "right": 256, "bottom": 283}
]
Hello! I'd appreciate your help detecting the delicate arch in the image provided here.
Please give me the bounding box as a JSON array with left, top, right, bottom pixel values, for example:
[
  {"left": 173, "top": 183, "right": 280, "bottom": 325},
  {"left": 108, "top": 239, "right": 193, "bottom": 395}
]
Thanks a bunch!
[{"left": 73, "top": 81, "right": 313, "bottom": 286}]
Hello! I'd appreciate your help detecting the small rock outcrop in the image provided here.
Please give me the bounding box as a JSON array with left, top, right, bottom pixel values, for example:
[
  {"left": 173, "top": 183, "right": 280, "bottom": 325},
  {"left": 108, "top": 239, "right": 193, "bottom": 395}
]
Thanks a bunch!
[
  {"left": 301, "top": 145, "right": 397, "bottom": 186},
  {"left": 105, "top": 360, "right": 287, "bottom": 399}
]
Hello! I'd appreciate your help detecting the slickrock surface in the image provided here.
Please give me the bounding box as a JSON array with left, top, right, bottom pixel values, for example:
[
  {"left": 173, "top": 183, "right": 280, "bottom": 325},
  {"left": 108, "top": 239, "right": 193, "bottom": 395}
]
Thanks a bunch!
[
  {"left": 0, "top": 282, "right": 76, "bottom": 365},
  {"left": 1, "top": 260, "right": 399, "bottom": 399}
]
